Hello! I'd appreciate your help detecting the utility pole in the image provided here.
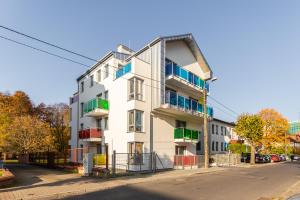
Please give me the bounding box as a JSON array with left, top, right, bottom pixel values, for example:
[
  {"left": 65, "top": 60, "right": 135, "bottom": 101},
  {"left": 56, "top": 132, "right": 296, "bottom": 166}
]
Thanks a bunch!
[{"left": 203, "top": 88, "right": 209, "bottom": 169}]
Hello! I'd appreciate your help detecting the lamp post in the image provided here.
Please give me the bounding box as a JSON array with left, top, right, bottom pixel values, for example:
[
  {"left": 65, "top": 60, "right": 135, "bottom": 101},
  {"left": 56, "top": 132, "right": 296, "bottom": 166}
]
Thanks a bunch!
[{"left": 204, "top": 77, "right": 217, "bottom": 169}]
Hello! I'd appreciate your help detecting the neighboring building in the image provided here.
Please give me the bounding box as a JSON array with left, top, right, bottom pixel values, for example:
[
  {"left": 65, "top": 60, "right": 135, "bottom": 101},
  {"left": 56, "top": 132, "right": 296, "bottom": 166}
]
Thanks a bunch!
[
  {"left": 69, "top": 33, "right": 214, "bottom": 169},
  {"left": 288, "top": 121, "right": 300, "bottom": 154},
  {"left": 201, "top": 118, "right": 238, "bottom": 154},
  {"left": 288, "top": 121, "right": 300, "bottom": 135}
]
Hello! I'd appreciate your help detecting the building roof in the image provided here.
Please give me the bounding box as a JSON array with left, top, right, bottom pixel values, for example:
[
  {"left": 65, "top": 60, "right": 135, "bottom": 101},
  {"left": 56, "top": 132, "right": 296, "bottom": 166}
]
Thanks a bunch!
[
  {"left": 212, "top": 118, "right": 235, "bottom": 127},
  {"left": 76, "top": 33, "right": 213, "bottom": 82}
]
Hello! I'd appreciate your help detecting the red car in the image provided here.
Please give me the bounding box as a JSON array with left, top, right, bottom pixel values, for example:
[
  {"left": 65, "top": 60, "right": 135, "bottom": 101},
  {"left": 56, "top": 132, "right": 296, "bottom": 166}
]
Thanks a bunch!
[{"left": 270, "top": 154, "right": 280, "bottom": 162}]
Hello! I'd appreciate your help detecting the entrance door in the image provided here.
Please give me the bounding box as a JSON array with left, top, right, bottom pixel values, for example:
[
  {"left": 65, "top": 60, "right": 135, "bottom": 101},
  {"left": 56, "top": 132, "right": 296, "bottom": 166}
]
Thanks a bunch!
[{"left": 175, "top": 146, "right": 186, "bottom": 155}]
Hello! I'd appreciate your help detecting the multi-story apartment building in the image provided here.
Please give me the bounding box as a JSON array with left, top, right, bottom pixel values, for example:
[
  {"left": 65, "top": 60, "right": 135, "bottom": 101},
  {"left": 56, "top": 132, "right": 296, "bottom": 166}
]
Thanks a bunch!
[{"left": 69, "top": 33, "right": 214, "bottom": 169}]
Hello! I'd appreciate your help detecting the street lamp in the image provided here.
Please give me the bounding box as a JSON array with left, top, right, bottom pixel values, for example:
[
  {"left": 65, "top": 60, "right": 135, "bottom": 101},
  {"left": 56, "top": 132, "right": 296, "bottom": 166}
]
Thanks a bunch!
[{"left": 204, "top": 77, "right": 217, "bottom": 169}]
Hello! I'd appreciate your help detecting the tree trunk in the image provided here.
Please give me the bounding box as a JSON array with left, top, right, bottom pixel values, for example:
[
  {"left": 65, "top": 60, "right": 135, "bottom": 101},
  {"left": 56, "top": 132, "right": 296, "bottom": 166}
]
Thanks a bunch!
[{"left": 250, "top": 144, "right": 255, "bottom": 165}]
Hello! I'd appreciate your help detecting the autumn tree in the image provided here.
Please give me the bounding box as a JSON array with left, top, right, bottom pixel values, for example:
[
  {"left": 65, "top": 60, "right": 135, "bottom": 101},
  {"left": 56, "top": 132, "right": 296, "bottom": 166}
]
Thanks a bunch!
[
  {"left": 7, "top": 116, "right": 53, "bottom": 154},
  {"left": 258, "top": 109, "right": 289, "bottom": 154},
  {"left": 47, "top": 103, "right": 70, "bottom": 154},
  {"left": 235, "top": 114, "right": 264, "bottom": 164}
]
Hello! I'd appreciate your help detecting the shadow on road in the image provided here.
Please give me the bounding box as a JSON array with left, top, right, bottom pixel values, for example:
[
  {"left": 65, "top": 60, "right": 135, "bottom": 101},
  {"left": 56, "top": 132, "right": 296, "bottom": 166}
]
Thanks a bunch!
[{"left": 62, "top": 184, "right": 182, "bottom": 200}]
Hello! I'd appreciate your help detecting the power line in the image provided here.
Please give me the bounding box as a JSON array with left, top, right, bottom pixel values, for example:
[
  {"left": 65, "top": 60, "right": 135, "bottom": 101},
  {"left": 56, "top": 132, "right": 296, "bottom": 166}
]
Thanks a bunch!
[
  {"left": 208, "top": 95, "right": 239, "bottom": 116},
  {"left": 0, "top": 28, "right": 239, "bottom": 117},
  {"left": 0, "top": 35, "right": 90, "bottom": 68},
  {"left": 0, "top": 25, "right": 98, "bottom": 62}
]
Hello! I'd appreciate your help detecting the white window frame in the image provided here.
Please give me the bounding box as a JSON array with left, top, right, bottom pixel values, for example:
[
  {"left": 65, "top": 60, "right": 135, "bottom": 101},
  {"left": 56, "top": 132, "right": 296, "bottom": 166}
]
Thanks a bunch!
[
  {"left": 104, "top": 64, "right": 109, "bottom": 79},
  {"left": 90, "top": 75, "right": 94, "bottom": 87},
  {"left": 128, "top": 77, "right": 144, "bottom": 101},
  {"left": 97, "top": 69, "right": 101, "bottom": 82},
  {"left": 128, "top": 110, "right": 144, "bottom": 132},
  {"left": 80, "top": 81, "right": 84, "bottom": 93}
]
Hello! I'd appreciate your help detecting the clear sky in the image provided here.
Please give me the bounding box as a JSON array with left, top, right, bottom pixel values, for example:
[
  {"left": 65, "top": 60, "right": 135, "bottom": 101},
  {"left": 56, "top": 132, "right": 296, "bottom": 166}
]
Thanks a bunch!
[{"left": 0, "top": 0, "right": 299, "bottom": 122}]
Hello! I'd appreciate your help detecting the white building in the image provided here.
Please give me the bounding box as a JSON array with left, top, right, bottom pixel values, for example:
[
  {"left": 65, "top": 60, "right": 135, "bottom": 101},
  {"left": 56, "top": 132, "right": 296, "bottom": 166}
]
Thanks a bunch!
[{"left": 69, "top": 33, "right": 214, "bottom": 169}]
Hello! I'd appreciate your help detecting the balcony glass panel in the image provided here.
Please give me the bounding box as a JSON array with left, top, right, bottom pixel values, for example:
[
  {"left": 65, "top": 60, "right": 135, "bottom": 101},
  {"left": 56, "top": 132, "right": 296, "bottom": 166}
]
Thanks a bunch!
[
  {"left": 165, "top": 58, "right": 208, "bottom": 90},
  {"left": 178, "top": 96, "right": 185, "bottom": 108},
  {"left": 115, "top": 62, "right": 131, "bottom": 79},
  {"left": 84, "top": 98, "right": 109, "bottom": 114},
  {"left": 174, "top": 128, "right": 199, "bottom": 140},
  {"left": 164, "top": 90, "right": 213, "bottom": 117}
]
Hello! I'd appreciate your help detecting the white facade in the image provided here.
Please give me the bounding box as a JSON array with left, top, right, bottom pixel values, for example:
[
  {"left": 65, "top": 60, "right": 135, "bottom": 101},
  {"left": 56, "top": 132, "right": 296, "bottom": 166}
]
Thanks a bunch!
[{"left": 69, "top": 34, "right": 214, "bottom": 169}]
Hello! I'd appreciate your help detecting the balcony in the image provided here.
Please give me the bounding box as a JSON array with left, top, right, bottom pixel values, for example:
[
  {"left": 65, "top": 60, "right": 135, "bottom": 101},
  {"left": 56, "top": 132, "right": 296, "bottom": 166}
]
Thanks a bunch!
[
  {"left": 160, "top": 90, "right": 213, "bottom": 118},
  {"left": 174, "top": 128, "right": 200, "bottom": 143},
  {"left": 165, "top": 58, "right": 209, "bottom": 94},
  {"left": 115, "top": 62, "right": 131, "bottom": 79},
  {"left": 84, "top": 98, "right": 109, "bottom": 117},
  {"left": 79, "top": 128, "right": 103, "bottom": 142}
]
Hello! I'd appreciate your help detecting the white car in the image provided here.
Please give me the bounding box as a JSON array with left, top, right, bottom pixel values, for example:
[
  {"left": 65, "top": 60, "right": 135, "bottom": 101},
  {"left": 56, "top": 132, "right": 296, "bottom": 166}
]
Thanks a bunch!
[{"left": 291, "top": 155, "right": 300, "bottom": 161}]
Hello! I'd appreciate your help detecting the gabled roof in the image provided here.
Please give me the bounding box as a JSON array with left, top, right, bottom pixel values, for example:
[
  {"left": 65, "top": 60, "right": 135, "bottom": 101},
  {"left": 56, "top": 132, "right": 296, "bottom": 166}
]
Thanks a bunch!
[
  {"left": 77, "top": 33, "right": 213, "bottom": 82},
  {"left": 126, "top": 33, "right": 213, "bottom": 79}
]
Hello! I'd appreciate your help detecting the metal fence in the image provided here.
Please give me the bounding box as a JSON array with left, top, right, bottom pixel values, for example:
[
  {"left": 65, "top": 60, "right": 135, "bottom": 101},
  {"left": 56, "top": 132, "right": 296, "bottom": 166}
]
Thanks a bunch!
[
  {"left": 174, "top": 155, "right": 205, "bottom": 169},
  {"left": 110, "top": 151, "right": 161, "bottom": 175},
  {"left": 173, "top": 154, "right": 241, "bottom": 169}
]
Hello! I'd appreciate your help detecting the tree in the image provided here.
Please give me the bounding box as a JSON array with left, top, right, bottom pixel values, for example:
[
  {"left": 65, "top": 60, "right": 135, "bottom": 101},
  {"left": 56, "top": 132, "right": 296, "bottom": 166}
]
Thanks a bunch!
[
  {"left": 7, "top": 116, "right": 53, "bottom": 154},
  {"left": 258, "top": 109, "right": 289, "bottom": 154},
  {"left": 235, "top": 114, "right": 264, "bottom": 164},
  {"left": 48, "top": 103, "right": 70, "bottom": 154}
]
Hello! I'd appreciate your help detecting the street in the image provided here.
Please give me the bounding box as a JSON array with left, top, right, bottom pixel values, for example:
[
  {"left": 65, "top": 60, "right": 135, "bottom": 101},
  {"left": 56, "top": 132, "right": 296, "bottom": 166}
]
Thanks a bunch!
[
  {"left": 63, "top": 162, "right": 300, "bottom": 200},
  {"left": 1, "top": 162, "right": 299, "bottom": 200}
]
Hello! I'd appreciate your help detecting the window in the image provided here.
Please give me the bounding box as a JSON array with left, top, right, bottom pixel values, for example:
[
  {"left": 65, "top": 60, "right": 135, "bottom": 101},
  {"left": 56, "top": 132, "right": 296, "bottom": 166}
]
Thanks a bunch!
[
  {"left": 90, "top": 75, "right": 94, "bottom": 87},
  {"left": 128, "top": 142, "right": 143, "bottom": 164},
  {"left": 96, "top": 118, "right": 102, "bottom": 129},
  {"left": 175, "top": 146, "right": 186, "bottom": 155},
  {"left": 104, "top": 91, "right": 108, "bottom": 100},
  {"left": 80, "top": 81, "right": 84, "bottom": 93},
  {"left": 212, "top": 124, "right": 215, "bottom": 134},
  {"left": 128, "top": 77, "right": 144, "bottom": 101},
  {"left": 97, "top": 93, "right": 102, "bottom": 98},
  {"left": 212, "top": 141, "right": 215, "bottom": 151},
  {"left": 104, "top": 117, "right": 108, "bottom": 130},
  {"left": 216, "top": 125, "right": 219, "bottom": 135},
  {"left": 216, "top": 142, "right": 219, "bottom": 151},
  {"left": 221, "top": 142, "right": 224, "bottom": 151},
  {"left": 97, "top": 69, "right": 101, "bottom": 82},
  {"left": 104, "top": 64, "right": 109, "bottom": 79},
  {"left": 196, "top": 141, "right": 201, "bottom": 151},
  {"left": 80, "top": 103, "right": 84, "bottom": 117},
  {"left": 224, "top": 128, "right": 227, "bottom": 136},
  {"left": 80, "top": 123, "right": 84, "bottom": 130},
  {"left": 176, "top": 120, "right": 186, "bottom": 128},
  {"left": 221, "top": 126, "right": 224, "bottom": 135},
  {"left": 128, "top": 110, "right": 144, "bottom": 132}
]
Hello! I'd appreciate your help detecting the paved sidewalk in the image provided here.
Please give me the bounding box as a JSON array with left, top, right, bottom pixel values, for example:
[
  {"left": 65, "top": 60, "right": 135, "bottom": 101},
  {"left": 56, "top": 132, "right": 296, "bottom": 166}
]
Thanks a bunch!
[{"left": 0, "top": 165, "right": 225, "bottom": 200}]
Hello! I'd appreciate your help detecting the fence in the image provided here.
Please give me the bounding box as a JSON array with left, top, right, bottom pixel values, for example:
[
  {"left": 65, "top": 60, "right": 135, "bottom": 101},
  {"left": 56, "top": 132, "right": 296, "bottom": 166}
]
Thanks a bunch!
[
  {"left": 173, "top": 154, "right": 241, "bottom": 169},
  {"left": 174, "top": 155, "right": 205, "bottom": 169},
  {"left": 210, "top": 153, "right": 241, "bottom": 166}
]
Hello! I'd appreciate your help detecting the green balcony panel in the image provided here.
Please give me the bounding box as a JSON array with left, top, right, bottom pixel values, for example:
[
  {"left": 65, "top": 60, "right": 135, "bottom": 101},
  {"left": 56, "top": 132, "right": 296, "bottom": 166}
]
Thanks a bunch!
[
  {"left": 174, "top": 128, "right": 199, "bottom": 141},
  {"left": 191, "top": 130, "right": 199, "bottom": 140},
  {"left": 98, "top": 98, "right": 109, "bottom": 110}
]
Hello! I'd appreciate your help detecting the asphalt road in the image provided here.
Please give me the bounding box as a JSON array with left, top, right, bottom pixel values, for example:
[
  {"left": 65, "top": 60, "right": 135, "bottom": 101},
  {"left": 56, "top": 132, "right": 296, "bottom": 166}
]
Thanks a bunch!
[{"left": 63, "top": 162, "right": 300, "bottom": 200}]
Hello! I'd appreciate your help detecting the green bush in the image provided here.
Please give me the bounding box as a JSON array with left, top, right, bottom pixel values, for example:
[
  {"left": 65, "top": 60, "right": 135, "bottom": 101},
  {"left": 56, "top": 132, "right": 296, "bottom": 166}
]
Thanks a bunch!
[{"left": 228, "top": 144, "right": 250, "bottom": 154}]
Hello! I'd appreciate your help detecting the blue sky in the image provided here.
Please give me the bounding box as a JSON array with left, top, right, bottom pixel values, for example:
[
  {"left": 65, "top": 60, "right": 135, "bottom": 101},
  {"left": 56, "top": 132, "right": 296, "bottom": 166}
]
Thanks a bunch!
[{"left": 0, "top": 0, "right": 299, "bottom": 122}]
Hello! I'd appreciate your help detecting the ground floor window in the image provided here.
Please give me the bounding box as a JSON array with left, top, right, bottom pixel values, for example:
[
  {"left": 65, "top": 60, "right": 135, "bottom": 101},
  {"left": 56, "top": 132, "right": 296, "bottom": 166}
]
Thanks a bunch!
[
  {"left": 175, "top": 146, "right": 186, "bottom": 155},
  {"left": 128, "top": 142, "right": 143, "bottom": 164},
  {"left": 221, "top": 142, "right": 224, "bottom": 151},
  {"left": 216, "top": 141, "right": 219, "bottom": 151},
  {"left": 212, "top": 141, "right": 215, "bottom": 151}
]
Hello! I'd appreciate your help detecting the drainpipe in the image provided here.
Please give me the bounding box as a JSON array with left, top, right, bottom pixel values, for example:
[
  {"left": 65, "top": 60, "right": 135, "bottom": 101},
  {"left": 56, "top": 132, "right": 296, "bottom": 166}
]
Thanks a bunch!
[{"left": 149, "top": 44, "right": 153, "bottom": 154}]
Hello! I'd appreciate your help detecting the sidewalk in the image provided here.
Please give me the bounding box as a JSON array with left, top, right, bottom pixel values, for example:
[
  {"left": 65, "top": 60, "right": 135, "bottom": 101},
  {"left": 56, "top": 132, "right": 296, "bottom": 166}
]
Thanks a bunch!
[{"left": 0, "top": 167, "right": 225, "bottom": 200}]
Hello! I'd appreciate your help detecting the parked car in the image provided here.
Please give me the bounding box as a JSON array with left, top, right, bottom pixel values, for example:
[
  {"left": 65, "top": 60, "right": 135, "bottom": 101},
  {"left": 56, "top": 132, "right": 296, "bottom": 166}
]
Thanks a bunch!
[
  {"left": 255, "top": 154, "right": 265, "bottom": 163},
  {"left": 263, "top": 155, "right": 271, "bottom": 163},
  {"left": 279, "top": 155, "right": 287, "bottom": 161},
  {"left": 291, "top": 154, "right": 300, "bottom": 161},
  {"left": 270, "top": 154, "right": 280, "bottom": 162}
]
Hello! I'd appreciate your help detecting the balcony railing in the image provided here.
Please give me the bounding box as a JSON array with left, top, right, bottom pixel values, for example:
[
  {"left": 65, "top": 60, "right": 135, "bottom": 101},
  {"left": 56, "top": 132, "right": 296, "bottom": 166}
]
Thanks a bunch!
[
  {"left": 174, "top": 128, "right": 200, "bottom": 140},
  {"left": 165, "top": 58, "right": 209, "bottom": 92},
  {"left": 165, "top": 90, "right": 213, "bottom": 117},
  {"left": 115, "top": 62, "right": 131, "bottom": 79},
  {"left": 79, "top": 128, "right": 102, "bottom": 140},
  {"left": 84, "top": 98, "right": 109, "bottom": 114}
]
